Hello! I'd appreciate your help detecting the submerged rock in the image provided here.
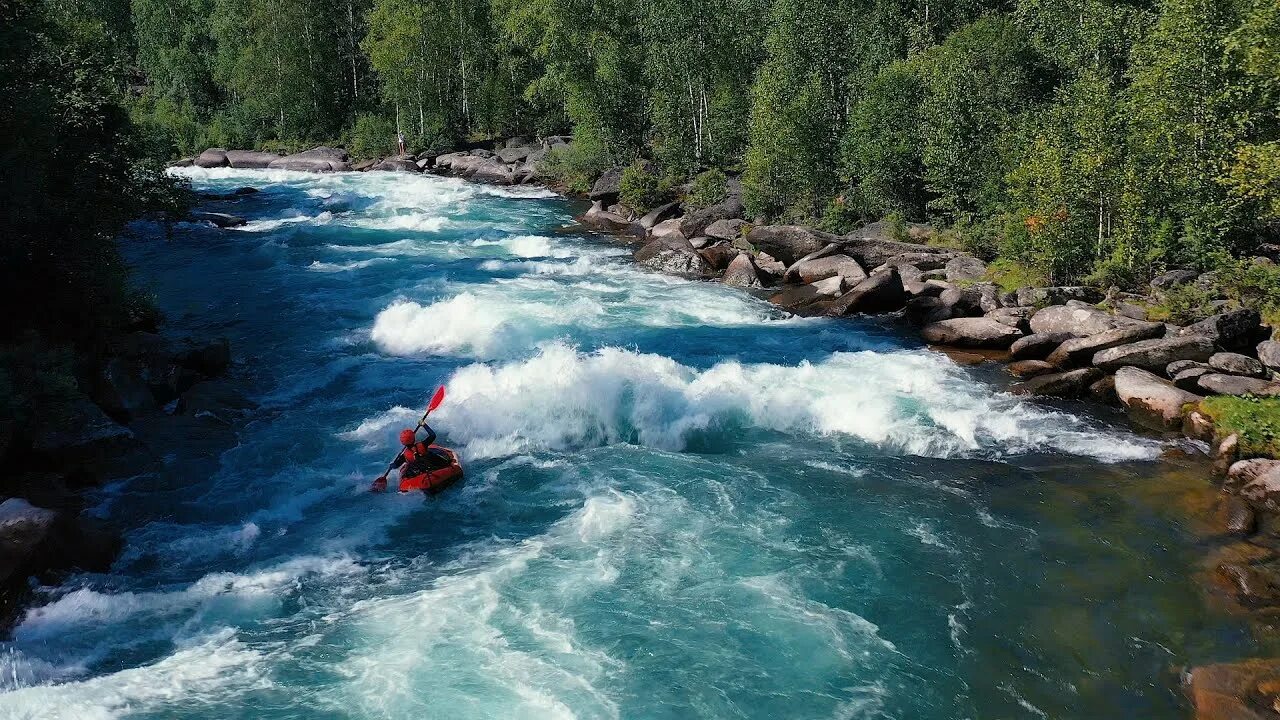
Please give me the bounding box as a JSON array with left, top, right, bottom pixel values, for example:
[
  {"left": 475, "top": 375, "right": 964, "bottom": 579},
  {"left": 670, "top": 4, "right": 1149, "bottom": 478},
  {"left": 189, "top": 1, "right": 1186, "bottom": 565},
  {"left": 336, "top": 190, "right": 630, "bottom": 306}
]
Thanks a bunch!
[{"left": 0, "top": 499, "right": 58, "bottom": 585}]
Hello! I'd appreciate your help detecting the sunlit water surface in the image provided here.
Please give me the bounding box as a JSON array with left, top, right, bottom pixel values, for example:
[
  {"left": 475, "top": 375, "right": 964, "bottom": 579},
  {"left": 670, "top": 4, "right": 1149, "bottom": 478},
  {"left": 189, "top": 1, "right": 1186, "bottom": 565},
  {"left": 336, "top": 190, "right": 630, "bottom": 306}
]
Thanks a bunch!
[{"left": 0, "top": 168, "right": 1258, "bottom": 719}]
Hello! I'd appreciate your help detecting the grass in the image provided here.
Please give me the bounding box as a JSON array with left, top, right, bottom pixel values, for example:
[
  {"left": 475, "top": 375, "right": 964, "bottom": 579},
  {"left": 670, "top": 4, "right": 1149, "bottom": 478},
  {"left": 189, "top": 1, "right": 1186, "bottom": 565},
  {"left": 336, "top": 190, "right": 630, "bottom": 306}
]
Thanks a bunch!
[
  {"left": 1200, "top": 395, "right": 1280, "bottom": 459},
  {"left": 985, "top": 258, "right": 1048, "bottom": 294}
]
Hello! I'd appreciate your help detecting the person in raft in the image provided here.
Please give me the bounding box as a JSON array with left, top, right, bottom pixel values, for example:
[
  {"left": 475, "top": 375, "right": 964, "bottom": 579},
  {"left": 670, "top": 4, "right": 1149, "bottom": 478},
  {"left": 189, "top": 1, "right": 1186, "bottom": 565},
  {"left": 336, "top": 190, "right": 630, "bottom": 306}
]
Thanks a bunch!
[{"left": 372, "top": 426, "right": 448, "bottom": 492}]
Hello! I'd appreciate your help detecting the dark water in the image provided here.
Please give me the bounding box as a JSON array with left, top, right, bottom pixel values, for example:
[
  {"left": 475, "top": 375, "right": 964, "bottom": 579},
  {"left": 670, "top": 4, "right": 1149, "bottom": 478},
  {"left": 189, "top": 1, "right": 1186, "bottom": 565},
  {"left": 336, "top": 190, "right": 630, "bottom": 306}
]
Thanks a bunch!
[{"left": 0, "top": 167, "right": 1258, "bottom": 719}]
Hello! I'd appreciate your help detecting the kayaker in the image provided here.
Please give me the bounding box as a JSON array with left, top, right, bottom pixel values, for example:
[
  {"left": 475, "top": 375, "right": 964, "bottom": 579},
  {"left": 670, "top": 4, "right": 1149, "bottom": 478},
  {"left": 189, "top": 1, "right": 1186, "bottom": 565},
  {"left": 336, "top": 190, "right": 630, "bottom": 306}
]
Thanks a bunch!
[{"left": 372, "top": 426, "right": 445, "bottom": 491}]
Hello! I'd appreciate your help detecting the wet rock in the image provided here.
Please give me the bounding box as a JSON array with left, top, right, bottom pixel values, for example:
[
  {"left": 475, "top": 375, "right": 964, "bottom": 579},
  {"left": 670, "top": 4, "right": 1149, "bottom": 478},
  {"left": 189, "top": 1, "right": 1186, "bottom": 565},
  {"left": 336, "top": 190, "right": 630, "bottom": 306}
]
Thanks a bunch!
[
  {"left": 1212, "top": 353, "right": 1268, "bottom": 378},
  {"left": 1008, "top": 360, "right": 1057, "bottom": 378},
  {"left": 0, "top": 499, "right": 59, "bottom": 585},
  {"left": 944, "top": 256, "right": 987, "bottom": 282},
  {"left": 1258, "top": 341, "right": 1280, "bottom": 373},
  {"left": 1093, "top": 335, "right": 1216, "bottom": 372},
  {"left": 1197, "top": 374, "right": 1280, "bottom": 397},
  {"left": 904, "top": 296, "right": 951, "bottom": 326},
  {"left": 1184, "top": 408, "right": 1216, "bottom": 441},
  {"left": 1113, "top": 366, "right": 1203, "bottom": 430},
  {"left": 224, "top": 150, "right": 281, "bottom": 168},
  {"left": 370, "top": 156, "right": 421, "bottom": 173},
  {"left": 746, "top": 225, "right": 837, "bottom": 267},
  {"left": 810, "top": 275, "right": 846, "bottom": 297},
  {"left": 1044, "top": 322, "right": 1165, "bottom": 368},
  {"left": 176, "top": 338, "right": 231, "bottom": 378},
  {"left": 1214, "top": 434, "right": 1241, "bottom": 478},
  {"left": 1014, "top": 286, "right": 1104, "bottom": 307},
  {"left": 1187, "top": 659, "right": 1280, "bottom": 720},
  {"left": 769, "top": 285, "right": 824, "bottom": 313},
  {"left": 1216, "top": 563, "right": 1280, "bottom": 606},
  {"left": 1228, "top": 459, "right": 1280, "bottom": 492},
  {"left": 1088, "top": 375, "right": 1118, "bottom": 404},
  {"left": 589, "top": 167, "right": 625, "bottom": 203},
  {"left": 1219, "top": 495, "right": 1257, "bottom": 537},
  {"left": 191, "top": 212, "right": 246, "bottom": 228},
  {"left": 985, "top": 307, "right": 1033, "bottom": 332},
  {"left": 698, "top": 243, "right": 738, "bottom": 271},
  {"left": 1012, "top": 367, "right": 1102, "bottom": 398},
  {"left": 1010, "top": 332, "right": 1075, "bottom": 361},
  {"left": 754, "top": 252, "right": 786, "bottom": 281},
  {"left": 827, "top": 267, "right": 908, "bottom": 316},
  {"left": 95, "top": 357, "right": 157, "bottom": 420},
  {"left": 1183, "top": 309, "right": 1265, "bottom": 352},
  {"left": 635, "top": 237, "right": 708, "bottom": 275},
  {"left": 1150, "top": 269, "right": 1199, "bottom": 290},
  {"left": 722, "top": 254, "right": 762, "bottom": 288},
  {"left": 679, "top": 197, "right": 745, "bottom": 239},
  {"left": 583, "top": 201, "right": 632, "bottom": 232},
  {"left": 628, "top": 201, "right": 682, "bottom": 238},
  {"left": 703, "top": 218, "right": 748, "bottom": 242},
  {"left": 177, "top": 379, "right": 256, "bottom": 419},
  {"left": 267, "top": 146, "right": 351, "bottom": 172},
  {"left": 1028, "top": 304, "right": 1120, "bottom": 336},
  {"left": 193, "top": 148, "right": 229, "bottom": 168},
  {"left": 920, "top": 318, "right": 1024, "bottom": 349},
  {"left": 785, "top": 254, "right": 866, "bottom": 285},
  {"left": 31, "top": 398, "right": 140, "bottom": 465}
]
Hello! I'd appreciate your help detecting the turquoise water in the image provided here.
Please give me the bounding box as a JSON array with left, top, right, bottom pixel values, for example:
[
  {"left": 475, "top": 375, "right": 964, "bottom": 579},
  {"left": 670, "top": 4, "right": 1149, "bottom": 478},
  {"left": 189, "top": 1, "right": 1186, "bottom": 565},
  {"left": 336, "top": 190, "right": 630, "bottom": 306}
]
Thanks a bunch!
[{"left": 0, "top": 168, "right": 1253, "bottom": 718}]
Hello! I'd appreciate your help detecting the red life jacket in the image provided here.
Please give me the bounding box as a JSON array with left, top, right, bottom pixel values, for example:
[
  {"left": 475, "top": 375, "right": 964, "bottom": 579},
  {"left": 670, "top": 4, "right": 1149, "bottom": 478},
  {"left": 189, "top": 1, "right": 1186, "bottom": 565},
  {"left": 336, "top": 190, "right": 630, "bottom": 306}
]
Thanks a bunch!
[{"left": 402, "top": 441, "right": 432, "bottom": 465}]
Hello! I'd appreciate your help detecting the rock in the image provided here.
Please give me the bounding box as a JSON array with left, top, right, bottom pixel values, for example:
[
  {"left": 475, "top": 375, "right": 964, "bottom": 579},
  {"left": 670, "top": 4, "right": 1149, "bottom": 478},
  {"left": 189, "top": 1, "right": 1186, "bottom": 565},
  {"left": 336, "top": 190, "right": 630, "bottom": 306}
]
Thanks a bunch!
[
  {"left": 1214, "top": 434, "right": 1241, "bottom": 478},
  {"left": 1211, "top": 352, "right": 1267, "bottom": 378},
  {"left": 1239, "top": 460, "right": 1280, "bottom": 513},
  {"left": 1184, "top": 408, "right": 1216, "bottom": 441},
  {"left": 1014, "top": 286, "right": 1104, "bottom": 307},
  {"left": 703, "top": 218, "right": 748, "bottom": 242},
  {"left": 1219, "top": 495, "right": 1257, "bottom": 537},
  {"left": 754, "top": 252, "right": 786, "bottom": 280},
  {"left": 267, "top": 146, "right": 351, "bottom": 172},
  {"left": 722, "top": 254, "right": 762, "bottom": 288},
  {"left": 1012, "top": 368, "right": 1102, "bottom": 398},
  {"left": 1028, "top": 304, "right": 1120, "bottom": 336},
  {"left": 1183, "top": 309, "right": 1265, "bottom": 352},
  {"left": 224, "top": 150, "right": 281, "bottom": 168},
  {"left": 879, "top": 252, "right": 955, "bottom": 272},
  {"left": 975, "top": 283, "right": 1004, "bottom": 313},
  {"left": 785, "top": 254, "right": 866, "bottom": 285},
  {"left": 589, "top": 167, "right": 625, "bottom": 202},
  {"left": 1258, "top": 340, "right": 1280, "bottom": 373},
  {"left": 1197, "top": 373, "right": 1280, "bottom": 396},
  {"left": 1008, "top": 360, "right": 1057, "bottom": 378},
  {"left": 370, "top": 157, "right": 421, "bottom": 173},
  {"left": 1168, "top": 360, "right": 1212, "bottom": 377},
  {"left": 497, "top": 146, "right": 530, "bottom": 163},
  {"left": 810, "top": 275, "right": 846, "bottom": 297},
  {"left": 1010, "top": 332, "right": 1075, "bottom": 361},
  {"left": 1216, "top": 563, "right": 1280, "bottom": 607},
  {"left": 843, "top": 224, "right": 951, "bottom": 268},
  {"left": 353, "top": 159, "right": 378, "bottom": 171},
  {"left": 1043, "top": 322, "right": 1165, "bottom": 368},
  {"left": 769, "top": 284, "right": 824, "bottom": 313},
  {"left": 95, "top": 357, "right": 157, "bottom": 420},
  {"left": 679, "top": 197, "right": 745, "bottom": 239},
  {"left": 920, "top": 318, "right": 1024, "bottom": 348},
  {"left": 1150, "top": 269, "right": 1199, "bottom": 290},
  {"left": 30, "top": 396, "right": 140, "bottom": 466},
  {"left": 635, "top": 237, "right": 708, "bottom": 275},
  {"left": 1113, "top": 366, "right": 1203, "bottom": 430},
  {"left": 191, "top": 212, "right": 246, "bottom": 228},
  {"left": 1228, "top": 458, "right": 1280, "bottom": 490},
  {"left": 904, "top": 296, "right": 951, "bottom": 326},
  {"left": 582, "top": 201, "right": 632, "bottom": 232},
  {"left": 986, "top": 307, "right": 1034, "bottom": 332},
  {"left": 650, "top": 218, "right": 685, "bottom": 241},
  {"left": 0, "top": 499, "right": 59, "bottom": 584},
  {"left": 176, "top": 338, "right": 231, "bottom": 378},
  {"left": 698, "top": 243, "right": 738, "bottom": 271},
  {"left": 944, "top": 256, "right": 987, "bottom": 282},
  {"left": 1114, "top": 302, "right": 1149, "bottom": 321},
  {"left": 629, "top": 202, "right": 682, "bottom": 237},
  {"left": 193, "top": 148, "right": 229, "bottom": 168},
  {"left": 938, "top": 287, "right": 984, "bottom": 318},
  {"left": 1088, "top": 375, "right": 1118, "bottom": 404},
  {"left": 1173, "top": 366, "right": 1214, "bottom": 391},
  {"left": 1188, "top": 660, "right": 1280, "bottom": 720},
  {"left": 827, "top": 267, "right": 908, "bottom": 316},
  {"left": 1092, "top": 335, "right": 1216, "bottom": 372},
  {"left": 745, "top": 225, "right": 835, "bottom": 266}
]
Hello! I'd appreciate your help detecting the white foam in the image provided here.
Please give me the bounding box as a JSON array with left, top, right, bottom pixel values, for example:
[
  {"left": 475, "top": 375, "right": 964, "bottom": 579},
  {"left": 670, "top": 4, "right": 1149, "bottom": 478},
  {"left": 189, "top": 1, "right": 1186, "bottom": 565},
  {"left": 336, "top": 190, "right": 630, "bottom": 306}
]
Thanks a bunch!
[
  {"left": 235, "top": 211, "right": 333, "bottom": 232},
  {"left": 306, "top": 258, "right": 394, "bottom": 272},
  {"left": 370, "top": 294, "right": 605, "bottom": 358},
  {"left": 417, "top": 343, "right": 1160, "bottom": 461}
]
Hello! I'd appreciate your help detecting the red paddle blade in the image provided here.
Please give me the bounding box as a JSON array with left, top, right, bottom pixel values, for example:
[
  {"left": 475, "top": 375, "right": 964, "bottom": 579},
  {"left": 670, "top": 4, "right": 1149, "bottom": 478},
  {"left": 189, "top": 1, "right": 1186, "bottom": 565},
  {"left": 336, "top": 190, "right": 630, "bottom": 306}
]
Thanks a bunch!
[{"left": 427, "top": 386, "right": 446, "bottom": 414}]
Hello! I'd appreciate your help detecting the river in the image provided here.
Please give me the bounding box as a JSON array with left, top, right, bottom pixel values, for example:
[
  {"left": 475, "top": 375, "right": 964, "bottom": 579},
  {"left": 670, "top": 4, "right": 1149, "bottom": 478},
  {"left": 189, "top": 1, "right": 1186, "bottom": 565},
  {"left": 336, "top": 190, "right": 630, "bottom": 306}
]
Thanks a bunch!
[{"left": 0, "top": 168, "right": 1259, "bottom": 718}]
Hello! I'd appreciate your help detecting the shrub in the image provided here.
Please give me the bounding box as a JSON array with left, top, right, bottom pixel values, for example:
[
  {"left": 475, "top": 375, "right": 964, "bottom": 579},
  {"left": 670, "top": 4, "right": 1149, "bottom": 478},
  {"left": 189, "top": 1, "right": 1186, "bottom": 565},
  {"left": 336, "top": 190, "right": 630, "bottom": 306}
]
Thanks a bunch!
[
  {"left": 619, "top": 160, "right": 669, "bottom": 214},
  {"left": 347, "top": 114, "right": 399, "bottom": 160},
  {"left": 1145, "top": 283, "right": 1218, "bottom": 325},
  {"left": 1201, "top": 395, "right": 1280, "bottom": 458},
  {"left": 986, "top": 258, "right": 1049, "bottom": 294},
  {"left": 544, "top": 133, "right": 612, "bottom": 194},
  {"left": 685, "top": 169, "right": 729, "bottom": 211},
  {"left": 1218, "top": 259, "right": 1280, "bottom": 328}
]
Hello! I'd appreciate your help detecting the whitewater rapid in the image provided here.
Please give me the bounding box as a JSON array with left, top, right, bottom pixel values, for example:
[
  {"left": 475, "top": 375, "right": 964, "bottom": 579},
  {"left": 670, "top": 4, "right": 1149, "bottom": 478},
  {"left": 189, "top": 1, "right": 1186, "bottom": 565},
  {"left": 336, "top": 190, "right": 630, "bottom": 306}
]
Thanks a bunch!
[{"left": 0, "top": 167, "right": 1229, "bottom": 719}]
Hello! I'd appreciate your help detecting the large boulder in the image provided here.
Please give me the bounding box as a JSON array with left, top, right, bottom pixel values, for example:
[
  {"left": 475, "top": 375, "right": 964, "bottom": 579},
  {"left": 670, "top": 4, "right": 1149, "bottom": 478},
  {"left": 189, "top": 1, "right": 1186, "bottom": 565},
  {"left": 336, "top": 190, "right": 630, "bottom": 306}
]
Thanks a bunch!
[
  {"left": 1011, "top": 368, "right": 1103, "bottom": 398},
  {"left": 1008, "top": 360, "right": 1057, "bottom": 378},
  {"left": 1182, "top": 309, "right": 1264, "bottom": 352},
  {"left": 1010, "top": 332, "right": 1075, "bottom": 361},
  {"left": 722, "top": 254, "right": 763, "bottom": 288},
  {"left": 268, "top": 146, "right": 351, "bottom": 172},
  {"left": 497, "top": 146, "right": 531, "bottom": 163},
  {"left": 582, "top": 201, "right": 632, "bottom": 232},
  {"left": 635, "top": 237, "right": 708, "bottom": 275},
  {"left": 1210, "top": 352, "right": 1267, "bottom": 378},
  {"left": 903, "top": 296, "right": 952, "bottom": 326},
  {"left": 784, "top": 254, "right": 866, "bottom": 285},
  {"left": 589, "top": 167, "right": 625, "bottom": 203},
  {"left": 1043, "top": 322, "right": 1164, "bottom": 368},
  {"left": 194, "top": 148, "right": 229, "bottom": 168},
  {"left": 1014, "top": 286, "right": 1105, "bottom": 307},
  {"left": 679, "top": 197, "right": 746, "bottom": 239},
  {"left": 843, "top": 223, "right": 951, "bottom": 268},
  {"left": 224, "top": 150, "right": 281, "bottom": 168},
  {"left": 1197, "top": 374, "right": 1280, "bottom": 396},
  {"left": 944, "top": 256, "right": 987, "bottom": 282},
  {"left": 769, "top": 285, "right": 825, "bottom": 313},
  {"left": 1234, "top": 460, "right": 1280, "bottom": 512},
  {"left": 827, "top": 267, "right": 908, "bottom": 316},
  {"left": 629, "top": 202, "right": 682, "bottom": 238},
  {"left": 1092, "top": 335, "right": 1215, "bottom": 372},
  {"left": 1257, "top": 340, "right": 1280, "bottom": 373},
  {"left": 703, "top": 218, "right": 748, "bottom": 242},
  {"left": 1113, "top": 366, "right": 1203, "bottom": 430},
  {"left": 920, "top": 318, "right": 1024, "bottom": 348},
  {"left": 746, "top": 226, "right": 836, "bottom": 267},
  {"left": 176, "top": 338, "right": 231, "bottom": 378},
  {"left": 0, "top": 499, "right": 59, "bottom": 585},
  {"left": 698, "top": 243, "right": 738, "bottom": 271},
  {"left": 650, "top": 218, "right": 685, "bottom": 241},
  {"left": 986, "top": 306, "right": 1034, "bottom": 331},
  {"left": 1150, "top": 269, "right": 1199, "bottom": 291},
  {"left": 1028, "top": 304, "right": 1120, "bottom": 336},
  {"left": 370, "top": 156, "right": 422, "bottom": 173}
]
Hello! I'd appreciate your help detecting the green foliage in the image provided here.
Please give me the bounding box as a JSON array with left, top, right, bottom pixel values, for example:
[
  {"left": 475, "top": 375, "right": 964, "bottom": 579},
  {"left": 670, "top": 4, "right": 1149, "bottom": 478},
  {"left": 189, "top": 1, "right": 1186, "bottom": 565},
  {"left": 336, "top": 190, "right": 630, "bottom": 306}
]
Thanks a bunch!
[
  {"left": 685, "top": 169, "right": 729, "bottom": 211},
  {"left": 1217, "top": 259, "right": 1280, "bottom": 327},
  {"left": 1144, "top": 284, "right": 1218, "bottom": 325},
  {"left": 543, "top": 134, "right": 612, "bottom": 194},
  {"left": 840, "top": 59, "right": 926, "bottom": 221},
  {"left": 347, "top": 114, "right": 398, "bottom": 160},
  {"left": 985, "top": 259, "right": 1048, "bottom": 294},
  {"left": 619, "top": 161, "right": 670, "bottom": 214},
  {"left": 1201, "top": 395, "right": 1280, "bottom": 459}
]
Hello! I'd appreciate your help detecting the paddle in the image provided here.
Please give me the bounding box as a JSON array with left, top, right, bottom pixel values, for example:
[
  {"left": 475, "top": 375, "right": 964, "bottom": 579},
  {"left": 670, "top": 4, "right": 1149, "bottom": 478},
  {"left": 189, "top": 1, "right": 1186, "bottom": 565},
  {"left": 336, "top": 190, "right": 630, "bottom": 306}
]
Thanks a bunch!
[{"left": 371, "top": 385, "right": 446, "bottom": 492}]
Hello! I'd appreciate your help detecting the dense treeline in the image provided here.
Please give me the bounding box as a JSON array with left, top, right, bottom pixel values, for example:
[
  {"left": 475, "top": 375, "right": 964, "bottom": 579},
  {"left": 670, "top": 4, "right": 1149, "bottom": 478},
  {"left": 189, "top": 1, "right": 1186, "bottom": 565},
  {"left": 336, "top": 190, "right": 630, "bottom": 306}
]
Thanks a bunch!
[{"left": 129, "top": 0, "right": 1280, "bottom": 288}]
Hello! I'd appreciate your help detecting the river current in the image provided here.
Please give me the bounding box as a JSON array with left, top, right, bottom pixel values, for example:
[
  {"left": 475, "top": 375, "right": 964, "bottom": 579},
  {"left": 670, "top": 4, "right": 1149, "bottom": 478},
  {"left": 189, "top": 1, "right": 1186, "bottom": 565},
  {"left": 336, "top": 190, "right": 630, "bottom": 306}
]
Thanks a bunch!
[{"left": 0, "top": 168, "right": 1259, "bottom": 718}]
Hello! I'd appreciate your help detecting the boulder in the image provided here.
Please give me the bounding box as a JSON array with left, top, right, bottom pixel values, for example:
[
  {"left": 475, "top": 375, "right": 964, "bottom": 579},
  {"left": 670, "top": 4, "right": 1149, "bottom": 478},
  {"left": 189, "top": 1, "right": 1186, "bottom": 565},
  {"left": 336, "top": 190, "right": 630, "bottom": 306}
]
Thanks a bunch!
[
  {"left": 370, "top": 157, "right": 421, "bottom": 173},
  {"left": 986, "top": 307, "right": 1033, "bottom": 332},
  {"left": 699, "top": 243, "right": 738, "bottom": 271},
  {"left": 1028, "top": 304, "right": 1119, "bottom": 336},
  {"left": 827, "top": 268, "right": 908, "bottom": 316},
  {"left": 31, "top": 397, "right": 140, "bottom": 465},
  {"left": 938, "top": 287, "right": 984, "bottom": 318},
  {"left": 1043, "top": 322, "right": 1165, "bottom": 368},
  {"left": 784, "top": 254, "right": 866, "bottom": 285},
  {"left": 1173, "top": 366, "right": 1213, "bottom": 392},
  {"left": 810, "top": 275, "right": 846, "bottom": 297},
  {"left": 769, "top": 284, "right": 824, "bottom": 313},
  {"left": 589, "top": 167, "right": 625, "bottom": 202},
  {"left": 0, "top": 499, "right": 59, "bottom": 584},
  {"left": 582, "top": 201, "right": 632, "bottom": 232},
  {"left": 1008, "top": 360, "right": 1057, "bottom": 378},
  {"left": 722, "top": 254, "right": 762, "bottom": 288},
  {"left": 1113, "top": 366, "right": 1202, "bottom": 430},
  {"left": 1011, "top": 368, "right": 1102, "bottom": 398},
  {"left": 224, "top": 150, "right": 281, "bottom": 168},
  {"left": 191, "top": 212, "right": 245, "bottom": 228},
  {"left": 754, "top": 252, "right": 786, "bottom": 280},
  {"left": 650, "top": 218, "right": 685, "bottom": 241},
  {"left": 745, "top": 225, "right": 833, "bottom": 266},
  {"left": 703, "top": 218, "right": 747, "bottom": 242},
  {"left": 1113, "top": 302, "right": 1149, "bottom": 321},
  {"left": 944, "top": 256, "right": 987, "bottom": 282},
  {"left": 1183, "top": 408, "right": 1216, "bottom": 441},
  {"left": 497, "top": 147, "right": 530, "bottom": 163},
  {"left": 1010, "top": 332, "right": 1075, "bottom": 361},
  {"left": 679, "top": 197, "right": 745, "bottom": 239},
  {"left": 904, "top": 296, "right": 952, "bottom": 327},
  {"left": 1236, "top": 460, "right": 1280, "bottom": 512},
  {"left": 96, "top": 357, "right": 157, "bottom": 420},
  {"left": 1257, "top": 340, "right": 1280, "bottom": 373},
  {"left": 843, "top": 224, "right": 951, "bottom": 268},
  {"left": 268, "top": 146, "right": 351, "bottom": 172},
  {"left": 1168, "top": 359, "right": 1212, "bottom": 377},
  {"left": 920, "top": 318, "right": 1024, "bottom": 348},
  {"left": 1182, "top": 309, "right": 1265, "bottom": 352},
  {"left": 1197, "top": 374, "right": 1280, "bottom": 396},
  {"left": 635, "top": 237, "right": 708, "bottom": 275},
  {"left": 1014, "top": 286, "right": 1105, "bottom": 307},
  {"left": 879, "top": 252, "right": 955, "bottom": 272},
  {"left": 1092, "top": 335, "right": 1216, "bottom": 372},
  {"left": 193, "top": 148, "right": 229, "bottom": 168},
  {"left": 1210, "top": 352, "right": 1267, "bottom": 378},
  {"left": 1150, "top": 269, "right": 1199, "bottom": 290},
  {"left": 629, "top": 202, "right": 682, "bottom": 238},
  {"left": 974, "top": 283, "right": 1004, "bottom": 313},
  {"left": 1088, "top": 375, "right": 1118, "bottom": 404}
]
